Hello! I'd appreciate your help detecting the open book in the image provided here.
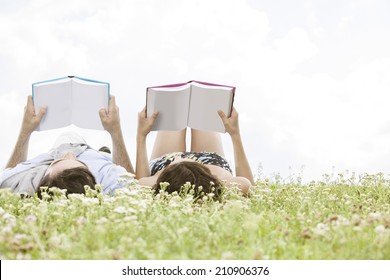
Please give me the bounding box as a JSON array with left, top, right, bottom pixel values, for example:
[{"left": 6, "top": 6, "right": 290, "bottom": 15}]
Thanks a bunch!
[
  {"left": 32, "top": 76, "right": 110, "bottom": 131},
  {"left": 146, "top": 81, "right": 235, "bottom": 133}
]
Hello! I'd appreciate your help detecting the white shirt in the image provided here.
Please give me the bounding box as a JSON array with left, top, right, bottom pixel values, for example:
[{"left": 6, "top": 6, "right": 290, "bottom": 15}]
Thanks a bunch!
[{"left": 0, "top": 146, "right": 131, "bottom": 195}]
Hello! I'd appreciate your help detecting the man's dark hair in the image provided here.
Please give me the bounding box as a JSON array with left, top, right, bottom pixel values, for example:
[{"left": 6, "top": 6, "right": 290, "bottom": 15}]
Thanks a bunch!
[
  {"left": 37, "top": 167, "right": 96, "bottom": 198},
  {"left": 154, "top": 161, "right": 222, "bottom": 199}
]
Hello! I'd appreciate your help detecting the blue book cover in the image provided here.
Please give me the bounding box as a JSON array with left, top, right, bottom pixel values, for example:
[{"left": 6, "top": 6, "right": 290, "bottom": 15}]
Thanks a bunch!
[{"left": 32, "top": 76, "right": 110, "bottom": 131}]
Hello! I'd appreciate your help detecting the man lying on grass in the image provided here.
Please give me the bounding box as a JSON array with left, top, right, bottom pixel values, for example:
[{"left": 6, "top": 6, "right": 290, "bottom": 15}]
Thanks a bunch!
[{"left": 0, "top": 95, "right": 134, "bottom": 197}]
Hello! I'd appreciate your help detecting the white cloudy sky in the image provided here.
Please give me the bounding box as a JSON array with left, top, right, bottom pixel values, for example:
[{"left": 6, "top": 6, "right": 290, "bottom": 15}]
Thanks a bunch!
[{"left": 1, "top": 0, "right": 390, "bottom": 182}]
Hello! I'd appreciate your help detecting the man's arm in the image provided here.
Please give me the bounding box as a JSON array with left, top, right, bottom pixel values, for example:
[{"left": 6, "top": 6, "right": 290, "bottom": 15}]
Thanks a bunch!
[
  {"left": 136, "top": 107, "right": 158, "bottom": 179},
  {"left": 218, "top": 108, "right": 255, "bottom": 186},
  {"left": 99, "top": 95, "right": 134, "bottom": 174},
  {"left": 6, "top": 96, "right": 46, "bottom": 168}
]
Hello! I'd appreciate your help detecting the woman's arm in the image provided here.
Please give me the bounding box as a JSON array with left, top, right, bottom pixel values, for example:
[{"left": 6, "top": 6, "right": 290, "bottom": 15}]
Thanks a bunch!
[
  {"left": 99, "top": 95, "right": 134, "bottom": 173},
  {"left": 136, "top": 107, "right": 158, "bottom": 179},
  {"left": 137, "top": 174, "right": 159, "bottom": 186},
  {"left": 218, "top": 108, "right": 255, "bottom": 186},
  {"left": 6, "top": 96, "right": 46, "bottom": 168}
]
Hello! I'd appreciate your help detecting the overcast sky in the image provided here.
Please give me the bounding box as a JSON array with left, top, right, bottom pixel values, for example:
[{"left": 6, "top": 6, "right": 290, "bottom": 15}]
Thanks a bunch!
[{"left": 1, "top": 0, "right": 390, "bottom": 182}]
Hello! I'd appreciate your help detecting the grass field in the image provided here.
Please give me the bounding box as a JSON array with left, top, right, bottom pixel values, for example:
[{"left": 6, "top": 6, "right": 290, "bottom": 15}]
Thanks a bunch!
[{"left": 0, "top": 172, "right": 389, "bottom": 260}]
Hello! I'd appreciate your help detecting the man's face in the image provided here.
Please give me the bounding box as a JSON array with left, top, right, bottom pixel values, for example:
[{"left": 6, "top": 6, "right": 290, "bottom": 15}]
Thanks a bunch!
[{"left": 45, "top": 152, "right": 88, "bottom": 177}]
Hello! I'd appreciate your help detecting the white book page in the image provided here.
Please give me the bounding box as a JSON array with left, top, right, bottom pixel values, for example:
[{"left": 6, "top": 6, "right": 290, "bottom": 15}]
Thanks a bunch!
[
  {"left": 33, "top": 79, "right": 72, "bottom": 131},
  {"left": 147, "top": 85, "right": 191, "bottom": 131},
  {"left": 71, "top": 79, "right": 109, "bottom": 130},
  {"left": 188, "top": 84, "right": 233, "bottom": 132}
]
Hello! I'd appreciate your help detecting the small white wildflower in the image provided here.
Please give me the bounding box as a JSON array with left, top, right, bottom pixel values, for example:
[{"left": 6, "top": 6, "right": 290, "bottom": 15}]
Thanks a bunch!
[
  {"left": 24, "top": 215, "right": 37, "bottom": 225},
  {"left": 339, "top": 238, "right": 347, "bottom": 244},
  {"left": 53, "top": 200, "right": 69, "bottom": 207},
  {"left": 49, "top": 236, "right": 62, "bottom": 247},
  {"left": 118, "top": 173, "right": 136, "bottom": 184},
  {"left": 96, "top": 217, "right": 109, "bottom": 224},
  {"left": 374, "top": 225, "right": 386, "bottom": 234},
  {"left": 94, "top": 184, "right": 103, "bottom": 193},
  {"left": 262, "top": 188, "right": 272, "bottom": 194},
  {"left": 20, "top": 203, "right": 33, "bottom": 210},
  {"left": 169, "top": 201, "right": 180, "bottom": 208},
  {"left": 114, "top": 206, "right": 127, "bottom": 214},
  {"left": 123, "top": 216, "right": 137, "bottom": 222},
  {"left": 353, "top": 226, "right": 362, "bottom": 231},
  {"left": 177, "top": 227, "right": 190, "bottom": 234},
  {"left": 127, "top": 207, "right": 138, "bottom": 215},
  {"left": 182, "top": 206, "right": 194, "bottom": 215},
  {"left": 49, "top": 187, "right": 67, "bottom": 197},
  {"left": 2, "top": 212, "right": 16, "bottom": 222},
  {"left": 16, "top": 253, "right": 31, "bottom": 260},
  {"left": 68, "top": 193, "right": 85, "bottom": 200},
  {"left": 114, "top": 206, "right": 127, "bottom": 213},
  {"left": 77, "top": 217, "right": 86, "bottom": 226},
  {"left": 81, "top": 197, "right": 99, "bottom": 206},
  {"left": 134, "top": 200, "right": 148, "bottom": 211},
  {"left": 128, "top": 188, "right": 143, "bottom": 197},
  {"left": 314, "top": 223, "right": 329, "bottom": 236},
  {"left": 37, "top": 202, "right": 48, "bottom": 211},
  {"left": 14, "top": 234, "right": 29, "bottom": 240},
  {"left": 2, "top": 225, "right": 14, "bottom": 234},
  {"left": 221, "top": 251, "right": 234, "bottom": 260},
  {"left": 184, "top": 196, "right": 194, "bottom": 203},
  {"left": 352, "top": 214, "right": 361, "bottom": 225},
  {"left": 339, "top": 216, "right": 351, "bottom": 226},
  {"left": 368, "top": 212, "right": 382, "bottom": 220},
  {"left": 317, "top": 223, "right": 327, "bottom": 229}
]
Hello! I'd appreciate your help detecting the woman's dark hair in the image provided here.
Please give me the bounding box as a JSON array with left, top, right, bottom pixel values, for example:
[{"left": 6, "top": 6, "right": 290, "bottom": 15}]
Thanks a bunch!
[
  {"left": 37, "top": 167, "right": 96, "bottom": 198},
  {"left": 154, "top": 161, "right": 222, "bottom": 199}
]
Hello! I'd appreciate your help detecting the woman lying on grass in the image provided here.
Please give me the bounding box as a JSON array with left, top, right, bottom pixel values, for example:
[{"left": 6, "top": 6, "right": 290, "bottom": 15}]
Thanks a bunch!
[{"left": 136, "top": 107, "right": 254, "bottom": 198}]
